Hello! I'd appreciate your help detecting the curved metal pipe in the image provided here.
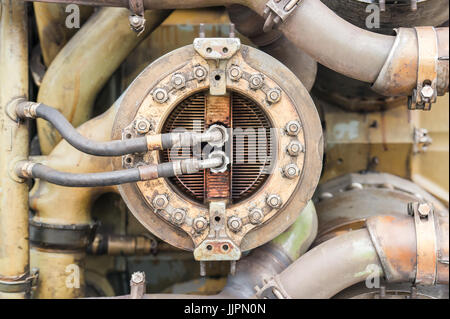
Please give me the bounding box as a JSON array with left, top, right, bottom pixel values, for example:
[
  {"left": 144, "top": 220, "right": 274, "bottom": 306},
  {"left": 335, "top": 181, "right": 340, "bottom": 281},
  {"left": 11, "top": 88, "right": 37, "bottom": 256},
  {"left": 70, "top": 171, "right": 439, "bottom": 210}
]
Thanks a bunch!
[{"left": 36, "top": 7, "right": 172, "bottom": 154}]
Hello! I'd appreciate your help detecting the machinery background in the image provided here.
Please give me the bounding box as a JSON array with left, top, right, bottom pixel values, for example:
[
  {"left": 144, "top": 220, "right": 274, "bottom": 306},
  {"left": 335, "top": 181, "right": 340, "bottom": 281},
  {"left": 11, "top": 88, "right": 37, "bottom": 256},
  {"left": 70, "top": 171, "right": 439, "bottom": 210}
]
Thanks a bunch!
[{"left": 0, "top": 0, "right": 448, "bottom": 299}]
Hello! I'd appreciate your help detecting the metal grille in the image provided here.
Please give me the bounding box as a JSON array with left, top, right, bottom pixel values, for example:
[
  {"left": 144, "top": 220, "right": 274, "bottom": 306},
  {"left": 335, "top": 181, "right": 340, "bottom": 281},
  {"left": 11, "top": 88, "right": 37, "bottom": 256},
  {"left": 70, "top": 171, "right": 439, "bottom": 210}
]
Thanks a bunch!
[{"left": 161, "top": 90, "right": 272, "bottom": 204}]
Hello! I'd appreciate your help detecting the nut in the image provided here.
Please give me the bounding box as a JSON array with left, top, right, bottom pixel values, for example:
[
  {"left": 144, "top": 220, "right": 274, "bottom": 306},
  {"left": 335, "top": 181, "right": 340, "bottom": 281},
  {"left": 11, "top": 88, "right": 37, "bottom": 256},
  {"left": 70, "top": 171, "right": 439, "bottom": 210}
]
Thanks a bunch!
[
  {"left": 283, "top": 164, "right": 299, "bottom": 179},
  {"left": 285, "top": 120, "right": 301, "bottom": 136},
  {"left": 249, "top": 208, "right": 264, "bottom": 224},
  {"left": 171, "top": 73, "right": 186, "bottom": 90},
  {"left": 228, "top": 65, "right": 242, "bottom": 81},
  {"left": 131, "top": 271, "right": 145, "bottom": 284},
  {"left": 286, "top": 141, "right": 303, "bottom": 156},
  {"left": 267, "top": 194, "right": 282, "bottom": 208},
  {"left": 172, "top": 208, "right": 186, "bottom": 225},
  {"left": 152, "top": 194, "right": 169, "bottom": 210},
  {"left": 266, "top": 88, "right": 281, "bottom": 104},
  {"left": 227, "top": 216, "right": 243, "bottom": 232},
  {"left": 193, "top": 216, "right": 208, "bottom": 232},
  {"left": 420, "top": 85, "right": 434, "bottom": 101},
  {"left": 418, "top": 203, "right": 432, "bottom": 218},
  {"left": 249, "top": 74, "right": 264, "bottom": 90},
  {"left": 193, "top": 65, "right": 207, "bottom": 81},
  {"left": 135, "top": 118, "right": 152, "bottom": 134},
  {"left": 153, "top": 88, "right": 168, "bottom": 103}
]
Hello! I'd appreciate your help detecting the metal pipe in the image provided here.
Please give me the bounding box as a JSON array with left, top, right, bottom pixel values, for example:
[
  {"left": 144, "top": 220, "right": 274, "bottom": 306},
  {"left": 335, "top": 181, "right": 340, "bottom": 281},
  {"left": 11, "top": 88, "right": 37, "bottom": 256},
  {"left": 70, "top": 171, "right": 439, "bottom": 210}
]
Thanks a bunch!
[
  {"left": 36, "top": 7, "right": 172, "bottom": 154},
  {"left": 25, "top": 0, "right": 449, "bottom": 96},
  {"left": 0, "top": 0, "right": 30, "bottom": 299}
]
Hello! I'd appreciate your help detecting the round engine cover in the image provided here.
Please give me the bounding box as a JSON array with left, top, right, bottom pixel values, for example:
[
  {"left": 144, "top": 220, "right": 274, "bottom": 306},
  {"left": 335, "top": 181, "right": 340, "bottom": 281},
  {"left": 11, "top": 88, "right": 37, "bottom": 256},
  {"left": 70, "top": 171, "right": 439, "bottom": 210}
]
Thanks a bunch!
[{"left": 111, "top": 40, "right": 323, "bottom": 257}]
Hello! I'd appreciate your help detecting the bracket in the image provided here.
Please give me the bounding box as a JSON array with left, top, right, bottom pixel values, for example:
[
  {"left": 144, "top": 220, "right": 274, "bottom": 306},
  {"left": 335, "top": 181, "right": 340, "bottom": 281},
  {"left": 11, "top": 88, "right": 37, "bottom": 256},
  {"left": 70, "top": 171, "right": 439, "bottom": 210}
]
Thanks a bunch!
[
  {"left": 128, "top": 0, "right": 146, "bottom": 35},
  {"left": 263, "top": 0, "right": 303, "bottom": 32}
]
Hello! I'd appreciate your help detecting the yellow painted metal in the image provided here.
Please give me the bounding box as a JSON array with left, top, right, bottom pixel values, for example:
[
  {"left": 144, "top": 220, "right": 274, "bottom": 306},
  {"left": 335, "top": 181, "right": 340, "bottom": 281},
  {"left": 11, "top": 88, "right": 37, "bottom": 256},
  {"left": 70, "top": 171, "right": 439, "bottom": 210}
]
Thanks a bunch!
[
  {"left": 29, "top": 104, "right": 118, "bottom": 298},
  {"left": 30, "top": 248, "right": 85, "bottom": 299},
  {"left": 411, "top": 95, "right": 449, "bottom": 205},
  {"left": 0, "top": 0, "right": 29, "bottom": 299},
  {"left": 34, "top": 2, "right": 93, "bottom": 66},
  {"left": 37, "top": 8, "right": 172, "bottom": 155}
]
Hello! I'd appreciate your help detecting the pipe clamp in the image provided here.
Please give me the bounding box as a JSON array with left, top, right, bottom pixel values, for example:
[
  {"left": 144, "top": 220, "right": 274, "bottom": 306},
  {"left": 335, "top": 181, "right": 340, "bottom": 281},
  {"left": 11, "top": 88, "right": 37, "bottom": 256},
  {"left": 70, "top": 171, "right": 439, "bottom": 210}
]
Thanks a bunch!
[{"left": 263, "top": 0, "right": 303, "bottom": 32}]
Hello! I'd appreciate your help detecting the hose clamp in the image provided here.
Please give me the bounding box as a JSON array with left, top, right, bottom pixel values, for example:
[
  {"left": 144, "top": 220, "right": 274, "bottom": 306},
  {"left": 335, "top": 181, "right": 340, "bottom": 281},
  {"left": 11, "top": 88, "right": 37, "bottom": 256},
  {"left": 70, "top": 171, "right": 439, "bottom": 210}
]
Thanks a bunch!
[
  {"left": 128, "top": 0, "right": 145, "bottom": 35},
  {"left": 0, "top": 269, "right": 39, "bottom": 294},
  {"left": 254, "top": 275, "right": 290, "bottom": 299},
  {"left": 408, "top": 27, "right": 438, "bottom": 111},
  {"left": 263, "top": 0, "right": 303, "bottom": 32},
  {"left": 408, "top": 202, "right": 437, "bottom": 285}
]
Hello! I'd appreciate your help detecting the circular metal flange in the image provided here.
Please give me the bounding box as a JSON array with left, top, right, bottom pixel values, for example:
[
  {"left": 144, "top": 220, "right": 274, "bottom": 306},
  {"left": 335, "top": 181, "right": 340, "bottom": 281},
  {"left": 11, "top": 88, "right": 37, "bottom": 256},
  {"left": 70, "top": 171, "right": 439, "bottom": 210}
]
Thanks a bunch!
[{"left": 111, "top": 44, "right": 323, "bottom": 252}]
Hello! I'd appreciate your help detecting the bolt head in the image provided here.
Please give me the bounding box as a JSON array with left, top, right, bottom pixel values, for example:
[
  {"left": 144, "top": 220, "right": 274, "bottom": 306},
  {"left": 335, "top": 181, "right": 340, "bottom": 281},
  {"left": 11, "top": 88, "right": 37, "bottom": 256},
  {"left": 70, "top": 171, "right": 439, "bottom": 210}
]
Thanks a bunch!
[
  {"left": 286, "top": 141, "right": 303, "bottom": 156},
  {"left": 249, "top": 208, "right": 264, "bottom": 224},
  {"left": 418, "top": 203, "right": 432, "bottom": 218},
  {"left": 283, "top": 164, "right": 299, "bottom": 179},
  {"left": 228, "top": 66, "right": 242, "bottom": 81},
  {"left": 135, "top": 118, "right": 151, "bottom": 134},
  {"left": 266, "top": 88, "right": 281, "bottom": 104},
  {"left": 285, "top": 120, "right": 301, "bottom": 136},
  {"left": 152, "top": 194, "right": 169, "bottom": 210},
  {"left": 171, "top": 73, "right": 186, "bottom": 89},
  {"left": 194, "top": 65, "right": 207, "bottom": 81},
  {"left": 228, "top": 216, "right": 243, "bottom": 232},
  {"left": 249, "top": 74, "right": 264, "bottom": 90},
  {"left": 420, "top": 85, "right": 434, "bottom": 100},
  {"left": 172, "top": 209, "right": 186, "bottom": 225},
  {"left": 193, "top": 216, "right": 208, "bottom": 232},
  {"left": 267, "top": 194, "right": 282, "bottom": 208},
  {"left": 153, "top": 88, "right": 168, "bottom": 103}
]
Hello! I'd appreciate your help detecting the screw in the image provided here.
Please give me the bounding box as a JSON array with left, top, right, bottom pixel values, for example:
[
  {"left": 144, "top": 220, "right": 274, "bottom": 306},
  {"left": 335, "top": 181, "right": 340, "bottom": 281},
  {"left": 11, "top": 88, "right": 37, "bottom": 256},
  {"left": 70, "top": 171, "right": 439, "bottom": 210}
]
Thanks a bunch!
[
  {"left": 172, "top": 208, "right": 186, "bottom": 225},
  {"left": 131, "top": 271, "right": 145, "bottom": 284},
  {"left": 153, "top": 88, "right": 168, "bottom": 103},
  {"left": 171, "top": 73, "right": 186, "bottom": 89},
  {"left": 285, "top": 120, "right": 301, "bottom": 136},
  {"left": 420, "top": 85, "right": 434, "bottom": 101},
  {"left": 286, "top": 141, "right": 303, "bottom": 156},
  {"left": 152, "top": 194, "right": 169, "bottom": 210},
  {"left": 228, "top": 65, "right": 242, "bottom": 81},
  {"left": 267, "top": 194, "right": 282, "bottom": 208},
  {"left": 266, "top": 88, "right": 281, "bottom": 104},
  {"left": 283, "top": 164, "right": 299, "bottom": 179},
  {"left": 249, "top": 74, "right": 264, "bottom": 90},
  {"left": 135, "top": 118, "right": 151, "bottom": 134},
  {"left": 418, "top": 203, "right": 432, "bottom": 218},
  {"left": 249, "top": 208, "right": 264, "bottom": 224},
  {"left": 228, "top": 216, "right": 243, "bottom": 232},
  {"left": 193, "top": 65, "right": 207, "bottom": 81},
  {"left": 193, "top": 216, "right": 208, "bottom": 232}
]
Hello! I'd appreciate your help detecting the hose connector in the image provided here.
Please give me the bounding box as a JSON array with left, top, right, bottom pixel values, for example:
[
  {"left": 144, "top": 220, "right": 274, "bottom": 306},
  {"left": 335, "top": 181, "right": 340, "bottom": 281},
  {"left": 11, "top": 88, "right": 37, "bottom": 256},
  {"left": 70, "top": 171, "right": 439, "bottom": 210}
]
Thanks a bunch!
[{"left": 15, "top": 100, "right": 40, "bottom": 119}]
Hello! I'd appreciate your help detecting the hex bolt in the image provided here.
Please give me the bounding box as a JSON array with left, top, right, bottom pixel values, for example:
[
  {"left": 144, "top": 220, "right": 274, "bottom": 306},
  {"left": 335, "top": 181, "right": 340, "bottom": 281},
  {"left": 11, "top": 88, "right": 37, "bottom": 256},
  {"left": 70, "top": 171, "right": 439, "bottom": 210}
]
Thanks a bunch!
[
  {"left": 283, "top": 163, "right": 299, "bottom": 179},
  {"left": 171, "top": 73, "right": 186, "bottom": 90},
  {"left": 249, "top": 74, "right": 264, "bottom": 90},
  {"left": 193, "top": 65, "right": 207, "bottom": 81},
  {"left": 135, "top": 118, "right": 151, "bottom": 135},
  {"left": 193, "top": 216, "right": 208, "bottom": 233},
  {"left": 152, "top": 194, "right": 169, "bottom": 210},
  {"left": 286, "top": 141, "right": 303, "bottom": 156},
  {"left": 172, "top": 208, "right": 186, "bottom": 225},
  {"left": 420, "top": 85, "right": 434, "bottom": 101},
  {"left": 266, "top": 88, "right": 281, "bottom": 104},
  {"left": 267, "top": 194, "right": 282, "bottom": 208},
  {"left": 131, "top": 271, "right": 145, "bottom": 284},
  {"left": 417, "top": 203, "right": 432, "bottom": 218},
  {"left": 249, "top": 208, "right": 264, "bottom": 225},
  {"left": 285, "top": 120, "right": 301, "bottom": 136},
  {"left": 228, "top": 216, "right": 243, "bottom": 232},
  {"left": 228, "top": 65, "right": 242, "bottom": 81},
  {"left": 153, "top": 88, "right": 168, "bottom": 103}
]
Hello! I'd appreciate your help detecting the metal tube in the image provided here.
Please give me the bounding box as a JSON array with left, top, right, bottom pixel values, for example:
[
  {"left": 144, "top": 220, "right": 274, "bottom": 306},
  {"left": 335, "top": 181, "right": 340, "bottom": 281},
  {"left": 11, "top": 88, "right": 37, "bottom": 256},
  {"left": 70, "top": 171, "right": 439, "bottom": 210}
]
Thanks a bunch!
[
  {"left": 0, "top": 0, "right": 30, "bottom": 299},
  {"left": 36, "top": 7, "right": 172, "bottom": 154}
]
